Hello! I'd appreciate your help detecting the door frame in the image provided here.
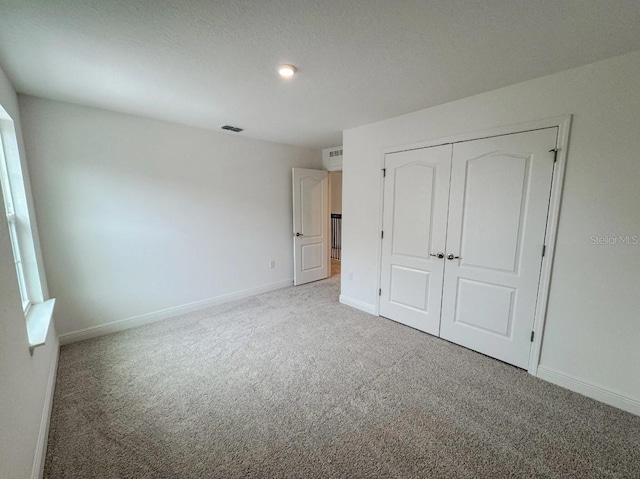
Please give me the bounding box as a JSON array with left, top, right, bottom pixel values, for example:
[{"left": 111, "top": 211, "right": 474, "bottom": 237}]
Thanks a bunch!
[{"left": 375, "top": 115, "right": 572, "bottom": 375}]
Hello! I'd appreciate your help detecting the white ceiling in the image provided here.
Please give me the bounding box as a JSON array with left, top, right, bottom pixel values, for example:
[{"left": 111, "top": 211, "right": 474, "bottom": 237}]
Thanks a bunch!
[{"left": 1, "top": 1, "right": 639, "bottom": 149}]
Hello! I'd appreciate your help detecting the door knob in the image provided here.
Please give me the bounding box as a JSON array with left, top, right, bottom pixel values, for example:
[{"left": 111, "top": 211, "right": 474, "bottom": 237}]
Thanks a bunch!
[
  {"left": 447, "top": 254, "right": 460, "bottom": 260},
  {"left": 295, "top": 232, "right": 304, "bottom": 237},
  {"left": 430, "top": 252, "right": 444, "bottom": 259}
]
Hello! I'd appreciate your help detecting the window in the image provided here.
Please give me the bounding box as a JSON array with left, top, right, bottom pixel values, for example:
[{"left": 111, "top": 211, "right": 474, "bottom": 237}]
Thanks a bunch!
[
  {"left": 0, "top": 103, "right": 54, "bottom": 352},
  {"left": 0, "top": 134, "right": 30, "bottom": 312}
]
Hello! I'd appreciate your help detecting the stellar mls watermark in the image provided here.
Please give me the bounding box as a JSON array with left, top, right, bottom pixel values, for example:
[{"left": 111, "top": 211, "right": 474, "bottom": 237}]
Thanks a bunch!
[{"left": 591, "top": 235, "right": 639, "bottom": 245}]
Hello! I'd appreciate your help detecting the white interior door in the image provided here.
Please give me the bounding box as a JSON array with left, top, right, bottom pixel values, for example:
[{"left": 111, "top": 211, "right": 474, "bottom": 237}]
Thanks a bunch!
[
  {"left": 292, "top": 168, "right": 329, "bottom": 286},
  {"left": 439, "top": 128, "right": 557, "bottom": 368},
  {"left": 379, "top": 145, "right": 452, "bottom": 335}
]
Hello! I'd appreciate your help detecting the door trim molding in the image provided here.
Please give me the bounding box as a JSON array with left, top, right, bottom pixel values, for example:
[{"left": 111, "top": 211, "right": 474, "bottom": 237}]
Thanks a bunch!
[
  {"left": 375, "top": 115, "right": 572, "bottom": 376},
  {"left": 527, "top": 116, "right": 571, "bottom": 375},
  {"left": 380, "top": 116, "right": 571, "bottom": 155}
]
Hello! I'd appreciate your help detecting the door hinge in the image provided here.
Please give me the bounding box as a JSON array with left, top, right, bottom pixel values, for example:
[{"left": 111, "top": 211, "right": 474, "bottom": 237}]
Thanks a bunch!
[
  {"left": 530, "top": 331, "right": 535, "bottom": 342},
  {"left": 542, "top": 244, "right": 546, "bottom": 257},
  {"left": 381, "top": 230, "right": 384, "bottom": 239},
  {"left": 379, "top": 288, "right": 382, "bottom": 296},
  {"left": 382, "top": 168, "right": 386, "bottom": 177},
  {"left": 549, "top": 148, "right": 559, "bottom": 162}
]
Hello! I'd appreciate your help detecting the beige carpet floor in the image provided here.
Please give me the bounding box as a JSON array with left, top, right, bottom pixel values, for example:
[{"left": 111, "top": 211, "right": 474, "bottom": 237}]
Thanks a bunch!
[{"left": 45, "top": 276, "right": 640, "bottom": 478}]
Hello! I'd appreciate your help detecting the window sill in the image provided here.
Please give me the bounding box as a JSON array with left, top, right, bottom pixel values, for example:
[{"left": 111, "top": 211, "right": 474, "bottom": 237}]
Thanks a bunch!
[{"left": 26, "top": 298, "right": 55, "bottom": 356}]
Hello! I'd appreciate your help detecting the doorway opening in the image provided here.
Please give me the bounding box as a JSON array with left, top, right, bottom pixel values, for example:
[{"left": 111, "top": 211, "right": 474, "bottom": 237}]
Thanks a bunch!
[
  {"left": 291, "top": 147, "right": 342, "bottom": 287},
  {"left": 329, "top": 171, "right": 342, "bottom": 277}
]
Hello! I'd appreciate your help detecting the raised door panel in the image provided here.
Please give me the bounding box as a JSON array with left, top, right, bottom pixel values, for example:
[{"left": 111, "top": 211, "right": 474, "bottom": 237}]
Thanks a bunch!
[
  {"left": 460, "top": 154, "right": 528, "bottom": 273},
  {"left": 391, "top": 163, "right": 435, "bottom": 259},
  {"left": 301, "top": 176, "right": 323, "bottom": 238},
  {"left": 454, "top": 279, "right": 516, "bottom": 337},
  {"left": 301, "top": 243, "right": 324, "bottom": 272},
  {"left": 389, "top": 265, "right": 431, "bottom": 311}
]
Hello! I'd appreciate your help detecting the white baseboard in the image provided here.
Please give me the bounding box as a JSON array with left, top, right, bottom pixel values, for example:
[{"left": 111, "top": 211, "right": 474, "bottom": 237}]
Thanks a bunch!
[
  {"left": 537, "top": 365, "right": 640, "bottom": 416},
  {"left": 339, "top": 295, "right": 377, "bottom": 315},
  {"left": 59, "top": 279, "right": 293, "bottom": 345},
  {"left": 32, "top": 340, "right": 59, "bottom": 479}
]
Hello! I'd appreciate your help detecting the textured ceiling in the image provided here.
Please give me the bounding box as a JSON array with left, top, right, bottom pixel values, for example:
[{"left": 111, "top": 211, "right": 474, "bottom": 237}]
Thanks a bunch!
[{"left": 0, "top": 1, "right": 639, "bottom": 149}]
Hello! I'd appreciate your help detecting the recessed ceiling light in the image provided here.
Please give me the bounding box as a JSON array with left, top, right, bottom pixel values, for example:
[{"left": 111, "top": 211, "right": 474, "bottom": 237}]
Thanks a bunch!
[{"left": 278, "top": 64, "right": 297, "bottom": 78}]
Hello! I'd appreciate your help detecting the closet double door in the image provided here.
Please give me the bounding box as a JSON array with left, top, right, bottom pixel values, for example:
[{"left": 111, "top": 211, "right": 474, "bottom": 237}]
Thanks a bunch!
[{"left": 379, "top": 128, "right": 557, "bottom": 369}]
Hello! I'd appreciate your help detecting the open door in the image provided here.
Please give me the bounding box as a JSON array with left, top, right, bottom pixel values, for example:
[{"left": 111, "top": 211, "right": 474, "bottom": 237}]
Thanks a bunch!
[{"left": 292, "top": 168, "right": 329, "bottom": 285}]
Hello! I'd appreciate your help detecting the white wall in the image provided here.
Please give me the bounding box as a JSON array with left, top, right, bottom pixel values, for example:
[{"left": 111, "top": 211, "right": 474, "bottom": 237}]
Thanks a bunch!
[
  {"left": 19, "top": 96, "right": 322, "bottom": 337},
  {"left": 0, "top": 69, "right": 58, "bottom": 478},
  {"left": 342, "top": 50, "right": 640, "bottom": 409}
]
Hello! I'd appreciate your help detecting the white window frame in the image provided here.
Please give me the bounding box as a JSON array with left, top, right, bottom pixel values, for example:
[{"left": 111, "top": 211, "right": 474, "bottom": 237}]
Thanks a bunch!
[
  {"left": 0, "top": 103, "right": 55, "bottom": 353},
  {"left": 0, "top": 135, "right": 31, "bottom": 312}
]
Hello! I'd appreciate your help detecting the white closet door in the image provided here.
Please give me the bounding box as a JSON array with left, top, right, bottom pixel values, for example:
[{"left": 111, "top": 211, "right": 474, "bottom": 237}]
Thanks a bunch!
[
  {"left": 440, "top": 128, "right": 557, "bottom": 368},
  {"left": 379, "top": 145, "right": 452, "bottom": 335}
]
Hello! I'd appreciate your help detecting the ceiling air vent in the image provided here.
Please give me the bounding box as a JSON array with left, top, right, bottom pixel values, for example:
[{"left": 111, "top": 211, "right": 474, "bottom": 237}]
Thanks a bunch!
[{"left": 220, "top": 124, "right": 244, "bottom": 133}]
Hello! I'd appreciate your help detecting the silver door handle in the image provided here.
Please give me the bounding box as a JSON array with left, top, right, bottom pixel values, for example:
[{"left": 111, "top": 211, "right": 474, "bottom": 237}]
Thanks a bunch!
[
  {"left": 447, "top": 254, "right": 460, "bottom": 260},
  {"left": 430, "top": 252, "right": 444, "bottom": 259},
  {"left": 294, "top": 232, "right": 304, "bottom": 237}
]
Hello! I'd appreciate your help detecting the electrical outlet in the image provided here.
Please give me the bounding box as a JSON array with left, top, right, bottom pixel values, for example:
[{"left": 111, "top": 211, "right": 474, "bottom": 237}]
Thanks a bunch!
[
  {"left": 348, "top": 272, "right": 354, "bottom": 280},
  {"left": 269, "top": 260, "right": 276, "bottom": 269}
]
